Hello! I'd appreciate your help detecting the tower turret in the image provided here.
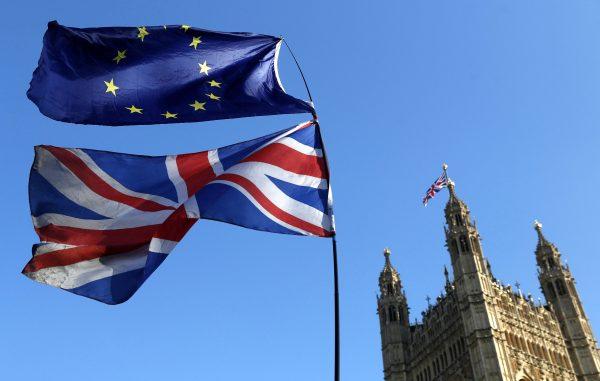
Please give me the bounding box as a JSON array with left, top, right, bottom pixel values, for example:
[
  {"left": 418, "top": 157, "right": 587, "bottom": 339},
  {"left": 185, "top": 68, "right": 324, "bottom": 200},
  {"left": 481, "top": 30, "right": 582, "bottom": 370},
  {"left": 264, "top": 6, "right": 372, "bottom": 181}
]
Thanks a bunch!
[
  {"left": 377, "top": 248, "right": 409, "bottom": 381},
  {"left": 443, "top": 179, "right": 488, "bottom": 280},
  {"left": 442, "top": 176, "right": 512, "bottom": 380},
  {"left": 535, "top": 221, "right": 600, "bottom": 380}
]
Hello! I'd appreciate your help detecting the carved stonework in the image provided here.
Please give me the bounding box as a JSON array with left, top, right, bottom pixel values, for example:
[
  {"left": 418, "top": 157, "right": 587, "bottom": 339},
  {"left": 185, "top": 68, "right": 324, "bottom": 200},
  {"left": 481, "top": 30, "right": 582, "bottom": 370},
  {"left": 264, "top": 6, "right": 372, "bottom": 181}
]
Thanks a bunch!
[{"left": 377, "top": 182, "right": 600, "bottom": 381}]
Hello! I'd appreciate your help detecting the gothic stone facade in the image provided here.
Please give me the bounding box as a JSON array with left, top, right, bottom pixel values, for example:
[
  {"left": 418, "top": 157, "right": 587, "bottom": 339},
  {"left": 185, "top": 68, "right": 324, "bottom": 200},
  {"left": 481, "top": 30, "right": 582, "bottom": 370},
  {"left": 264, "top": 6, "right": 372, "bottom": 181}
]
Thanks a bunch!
[{"left": 377, "top": 182, "right": 600, "bottom": 381}]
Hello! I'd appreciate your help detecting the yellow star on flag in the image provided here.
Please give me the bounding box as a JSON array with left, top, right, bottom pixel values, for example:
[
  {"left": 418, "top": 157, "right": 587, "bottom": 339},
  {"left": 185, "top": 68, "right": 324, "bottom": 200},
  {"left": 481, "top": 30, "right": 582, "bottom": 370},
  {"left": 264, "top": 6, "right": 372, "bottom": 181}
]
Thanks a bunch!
[
  {"left": 125, "top": 105, "right": 143, "bottom": 114},
  {"left": 181, "top": 25, "right": 191, "bottom": 32},
  {"left": 189, "top": 36, "right": 202, "bottom": 49},
  {"left": 104, "top": 78, "right": 119, "bottom": 96},
  {"left": 198, "top": 61, "right": 211, "bottom": 76},
  {"left": 189, "top": 100, "right": 206, "bottom": 111},
  {"left": 206, "top": 93, "right": 221, "bottom": 101},
  {"left": 161, "top": 111, "right": 177, "bottom": 119},
  {"left": 208, "top": 80, "right": 222, "bottom": 88},
  {"left": 113, "top": 50, "right": 127, "bottom": 64},
  {"left": 137, "top": 26, "right": 149, "bottom": 41}
]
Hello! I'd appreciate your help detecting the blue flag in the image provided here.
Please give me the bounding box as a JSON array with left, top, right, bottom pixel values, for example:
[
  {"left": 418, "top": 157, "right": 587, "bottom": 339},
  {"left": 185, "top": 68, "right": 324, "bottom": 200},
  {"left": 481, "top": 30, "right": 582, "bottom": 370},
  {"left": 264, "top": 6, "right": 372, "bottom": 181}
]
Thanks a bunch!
[{"left": 27, "top": 21, "right": 315, "bottom": 126}]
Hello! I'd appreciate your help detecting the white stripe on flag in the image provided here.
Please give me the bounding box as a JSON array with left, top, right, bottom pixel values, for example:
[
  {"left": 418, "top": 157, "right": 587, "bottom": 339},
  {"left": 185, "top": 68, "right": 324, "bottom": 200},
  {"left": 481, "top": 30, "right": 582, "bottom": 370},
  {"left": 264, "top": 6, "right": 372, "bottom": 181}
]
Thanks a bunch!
[
  {"left": 70, "top": 149, "right": 179, "bottom": 208},
  {"left": 33, "top": 242, "right": 77, "bottom": 256},
  {"left": 36, "top": 147, "right": 167, "bottom": 221},
  {"left": 166, "top": 155, "right": 188, "bottom": 203},
  {"left": 149, "top": 238, "right": 179, "bottom": 254},
  {"left": 210, "top": 179, "right": 313, "bottom": 236},
  {"left": 25, "top": 246, "right": 150, "bottom": 290},
  {"left": 32, "top": 211, "right": 172, "bottom": 230},
  {"left": 277, "top": 137, "right": 323, "bottom": 157},
  {"left": 216, "top": 162, "right": 332, "bottom": 231},
  {"left": 183, "top": 195, "right": 200, "bottom": 218},
  {"left": 208, "top": 149, "right": 223, "bottom": 176}
]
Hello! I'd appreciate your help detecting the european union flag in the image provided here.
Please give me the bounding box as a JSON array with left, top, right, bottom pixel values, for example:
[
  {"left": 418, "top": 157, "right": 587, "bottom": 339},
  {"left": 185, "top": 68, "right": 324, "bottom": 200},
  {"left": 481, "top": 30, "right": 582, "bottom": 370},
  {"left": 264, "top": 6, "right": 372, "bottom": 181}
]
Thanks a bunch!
[{"left": 27, "top": 21, "right": 315, "bottom": 126}]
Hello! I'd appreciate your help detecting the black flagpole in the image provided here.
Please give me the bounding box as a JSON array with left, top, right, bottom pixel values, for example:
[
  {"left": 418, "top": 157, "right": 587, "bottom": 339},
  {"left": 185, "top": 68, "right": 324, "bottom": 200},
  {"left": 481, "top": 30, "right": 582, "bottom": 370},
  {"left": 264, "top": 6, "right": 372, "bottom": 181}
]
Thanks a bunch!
[
  {"left": 283, "top": 39, "right": 339, "bottom": 381},
  {"left": 332, "top": 234, "right": 340, "bottom": 381}
]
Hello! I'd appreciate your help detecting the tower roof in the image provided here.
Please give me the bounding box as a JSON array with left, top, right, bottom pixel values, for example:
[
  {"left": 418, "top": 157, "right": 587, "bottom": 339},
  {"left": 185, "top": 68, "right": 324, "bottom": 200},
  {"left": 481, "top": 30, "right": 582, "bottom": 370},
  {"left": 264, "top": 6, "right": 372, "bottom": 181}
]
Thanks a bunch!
[
  {"left": 444, "top": 177, "right": 469, "bottom": 215},
  {"left": 534, "top": 220, "right": 549, "bottom": 245},
  {"left": 533, "top": 220, "right": 563, "bottom": 267},
  {"left": 379, "top": 248, "right": 401, "bottom": 289},
  {"left": 534, "top": 220, "right": 557, "bottom": 251}
]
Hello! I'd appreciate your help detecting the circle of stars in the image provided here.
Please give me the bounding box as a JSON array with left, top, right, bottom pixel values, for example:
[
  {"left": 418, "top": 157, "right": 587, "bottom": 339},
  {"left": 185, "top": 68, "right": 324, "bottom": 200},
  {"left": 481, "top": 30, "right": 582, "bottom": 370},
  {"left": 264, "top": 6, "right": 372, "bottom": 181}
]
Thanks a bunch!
[{"left": 105, "top": 24, "right": 225, "bottom": 120}]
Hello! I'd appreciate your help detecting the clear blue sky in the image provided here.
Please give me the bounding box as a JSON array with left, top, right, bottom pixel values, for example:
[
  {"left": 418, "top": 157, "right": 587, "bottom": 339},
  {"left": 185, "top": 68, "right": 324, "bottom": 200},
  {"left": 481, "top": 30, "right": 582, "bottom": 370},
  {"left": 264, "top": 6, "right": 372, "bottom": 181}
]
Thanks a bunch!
[{"left": 2, "top": 1, "right": 600, "bottom": 380}]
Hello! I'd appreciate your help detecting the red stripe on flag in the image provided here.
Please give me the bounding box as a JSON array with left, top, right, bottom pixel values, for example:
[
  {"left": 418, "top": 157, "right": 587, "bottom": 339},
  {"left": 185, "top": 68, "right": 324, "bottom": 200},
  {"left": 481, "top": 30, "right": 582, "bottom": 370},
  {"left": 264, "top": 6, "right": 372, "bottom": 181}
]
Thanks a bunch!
[
  {"left": 35, "top": 224, "right": 159, "bottom": 246},
  {"left": 175, "top": 151, "right": 216, "bottom": 197},
  {"left": 22, "top": 244, "right": 146, "bottom": 273},
  {"left": 242, "top": 143, "right": 327, "bottom": 179},
  {"left": 152, "top": 206, "right": 198, "bottom": 242},
  {"left": 44, "top": 146, "right": 175, "bottom": 212},
  {"left": 218, "top": 174, "right": 332, "bottom": 237}
]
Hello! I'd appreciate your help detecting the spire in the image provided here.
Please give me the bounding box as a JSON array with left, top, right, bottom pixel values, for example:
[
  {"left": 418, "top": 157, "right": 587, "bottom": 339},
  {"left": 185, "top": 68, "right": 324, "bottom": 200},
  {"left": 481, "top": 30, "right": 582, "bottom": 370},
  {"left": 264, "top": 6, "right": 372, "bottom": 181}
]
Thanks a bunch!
[
  {"left": 533, "top": 220, "right": 559, "bottom": 253},
  {"left": 533, "top": 220, "right": 562, "bottom": 272},
  {"left": 378, "top": 248, "right": 402, "bottom": 297},
  {"left": 384, "top": 247, "right": 392, "bottom": 266},
  {"left": 442, "top": 164, "right": 465, "bottom": 210},
  {"left": 534, "top": 219, "right": 549, "bottom": 247},
  {"left": 444, "top": 265, "right": 453, "bottom": 292}
]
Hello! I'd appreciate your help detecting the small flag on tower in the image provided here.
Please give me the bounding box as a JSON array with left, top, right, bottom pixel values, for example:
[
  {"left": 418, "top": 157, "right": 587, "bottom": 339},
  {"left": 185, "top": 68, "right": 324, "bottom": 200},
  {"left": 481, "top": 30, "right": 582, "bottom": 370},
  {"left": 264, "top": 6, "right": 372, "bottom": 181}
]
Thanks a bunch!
[
  {"left": 422, "top": 166, "right": 449, "bottom": 206},
  {"left": 27, "top": 21, "right": 314, "bottom": 126}
]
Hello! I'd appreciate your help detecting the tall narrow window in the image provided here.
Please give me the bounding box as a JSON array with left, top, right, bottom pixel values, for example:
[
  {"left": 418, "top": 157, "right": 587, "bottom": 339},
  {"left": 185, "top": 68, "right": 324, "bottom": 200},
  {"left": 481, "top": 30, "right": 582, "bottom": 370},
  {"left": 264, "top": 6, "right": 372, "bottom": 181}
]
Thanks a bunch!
[
  {"left": 556, "top": 280, "right": 567, "bottom": 295},
  {"left": 454, "top": 214, "right": 463, "bottom": 226},
  {"left": 546, "top": 282, "right": 557, "bottom": 299},
  {"left": 380, "top": 308, "right": 386, "bottom": 324},
  {"left": 451, "top": 239, "right": 459, "bottom": 257},
  {"left": 459, "top": 235, "right": 469, "bottom": 252},
  {"left": 387, "top": 283, "right": 394, "bottom": 295},
  {"left": 389, "top": 305, "right": 397, "bottom": 322}
]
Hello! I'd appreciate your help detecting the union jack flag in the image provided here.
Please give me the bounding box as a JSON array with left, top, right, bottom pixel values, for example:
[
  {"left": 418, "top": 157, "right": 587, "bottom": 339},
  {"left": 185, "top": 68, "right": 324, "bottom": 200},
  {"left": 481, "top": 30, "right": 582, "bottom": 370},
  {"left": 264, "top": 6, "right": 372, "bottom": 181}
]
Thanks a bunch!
[
  {"left": 422, "top": 171, "right": 448, "bottom": 206},
  {"left": 23, "top": 121, "right": 334, "bottom": 304}
]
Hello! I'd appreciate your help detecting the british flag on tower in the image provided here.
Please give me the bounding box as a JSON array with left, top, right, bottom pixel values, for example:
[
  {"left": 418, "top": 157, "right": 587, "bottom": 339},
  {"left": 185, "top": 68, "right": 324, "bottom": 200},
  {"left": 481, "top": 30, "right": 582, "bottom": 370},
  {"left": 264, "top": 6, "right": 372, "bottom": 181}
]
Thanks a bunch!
[{"left": 422, "top": 164, "right": 449, "bottom": 206}]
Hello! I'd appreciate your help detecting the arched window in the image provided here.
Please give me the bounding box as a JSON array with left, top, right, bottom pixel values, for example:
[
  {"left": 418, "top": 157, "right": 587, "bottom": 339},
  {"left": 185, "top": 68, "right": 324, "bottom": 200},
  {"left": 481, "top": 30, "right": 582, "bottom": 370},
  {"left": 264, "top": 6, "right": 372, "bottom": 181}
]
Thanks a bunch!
[
  {"left": 387, "top": 283, "right": 394, "bottom": 295},
  {"left": 556, "top": 280, "right": 567, "bottom": 295},
  {"left": 459, "top": 235, "right": 469, "bottom": 252},
  {"left": 454, "top": 214, "right": 463, "bottom": 226},
  {"left": 389, "top": 305, "right": 397, "bottom": 322},
  {"left": 547, "top": 257, "right": 555, "bottom": 268},
  {"left": 451, "top": 239, "right": 459, "bottom": 256},
  {"left": 546, "top": 282, "right": 557, "bottom": 299}
]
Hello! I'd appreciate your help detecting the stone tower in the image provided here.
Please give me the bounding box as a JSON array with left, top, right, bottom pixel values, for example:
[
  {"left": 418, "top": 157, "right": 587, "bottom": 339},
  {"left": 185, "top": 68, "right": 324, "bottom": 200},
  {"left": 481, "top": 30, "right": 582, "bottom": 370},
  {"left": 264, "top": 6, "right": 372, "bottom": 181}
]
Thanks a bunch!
[
  {"left": 535, "top": 221, "right": 600, "bottom": 380},
  {"left": 443, "top": 180, "right": 512, "bottom": 380},
  {"left": 377, "top": 173, "right": 600, "bottom": 381},
  {"left": 377, "top": 248, "right": 410, "bottom": 381}
]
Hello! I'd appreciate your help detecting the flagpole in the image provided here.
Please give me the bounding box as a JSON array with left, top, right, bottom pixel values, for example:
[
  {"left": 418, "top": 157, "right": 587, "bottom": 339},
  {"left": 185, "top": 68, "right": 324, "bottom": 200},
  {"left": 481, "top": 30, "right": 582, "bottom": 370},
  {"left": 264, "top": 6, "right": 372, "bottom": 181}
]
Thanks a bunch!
[
  {"left": 282, "top": 39, "right": 314, "bottom": 105},
  {"left": 283, "top": 40, "right": 338, "bottom": 381},
  {"left": 314, "top": 120, "right": 339, "bottom": 381},
  {"left": 332, "top": 234, "right": 340, "bottom": 381}
]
